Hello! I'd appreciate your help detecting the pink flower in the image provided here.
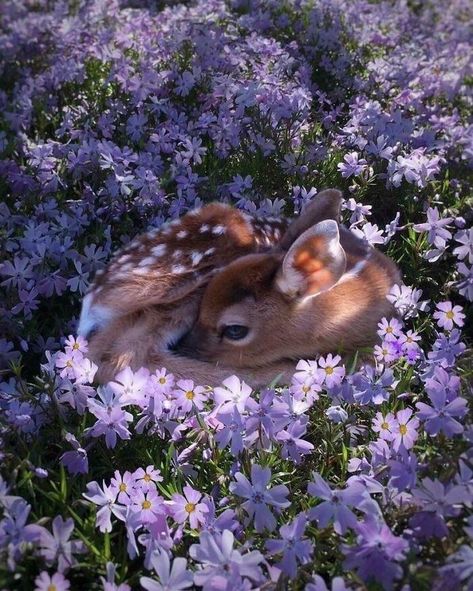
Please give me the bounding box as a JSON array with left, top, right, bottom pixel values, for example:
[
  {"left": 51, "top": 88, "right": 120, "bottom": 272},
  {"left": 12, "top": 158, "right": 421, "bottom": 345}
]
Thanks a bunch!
[
  {"left": 173, "top": 379, "right": 208, "bottom": 412},
  {"left": 134, "top": 465, "right": 163, "bottom": 492},
  {"left": 35, "top": 571, "right": 70, "bottom": 591},
  {"left": 213, "top": 375, "right": 252, "bottom": 413},
  {"left": 168, "top": 485, "right": 209, "bottom": 529},
  {"left": 318, "top": 354, "right": 345, "bottom": 388},
  {"left": 392, "top": 408, "right": 419, "bottom": 451},
  {"left": 433, "top": 301, "right": 465, "bottom": 331},
  {"left": 130, "top": 488, "right": 165, "bottom": 524}
]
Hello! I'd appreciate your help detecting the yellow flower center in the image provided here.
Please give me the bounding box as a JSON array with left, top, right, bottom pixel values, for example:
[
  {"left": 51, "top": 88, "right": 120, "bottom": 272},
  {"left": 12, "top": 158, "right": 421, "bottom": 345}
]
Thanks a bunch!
[
  {"left": 73, "top": 342, "right": 80, "bottom": 350},
  {"left": 66, "top": 360, "right": 73, "bottom": 367},
  {"left": 302, "top": 385, "right": 310, "bottom": 393},
  {"left": 446, "top": 310, "right": 454, "bottom": 319},
  {"left": 399, "top": 424, "right": 407, "bottom": 436},
  {"left": 185, "top": 502, "right": 196, "bottom": 513},
  {"left": 381, "top": 421, "right": 389, "bottom": 430},
  {"left": 407, "top": 337, "right": 413, "bottom": 343},
  {"left": 386, "top": 326, "right": 393, "bottom": 333},
  {"left": 142, "top": 500, "right": 151, "bottom": 510},
  {"left": 119, "top": 483, "right": 127, "bottom": 492},
  {"left": 47, "top": 585, "right": 57, "bottom": 591},
  {"left": 325, "top": 367, "right": 334, "bottom": 375},
  {"left": 159, "top": 377, "right": 166, "bottom": 384},
  {"left": 143, "top": 474, "right": 151, "bottom": 482},
  {"left": 185, "top": 390, "right": 195, "bottom": 400}
]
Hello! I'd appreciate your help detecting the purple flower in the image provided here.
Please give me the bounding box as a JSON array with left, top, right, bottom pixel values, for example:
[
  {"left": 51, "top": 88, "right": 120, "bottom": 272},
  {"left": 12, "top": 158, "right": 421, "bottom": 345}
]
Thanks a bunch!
[
  {"left": 453, "top": 228, "right": 473, "bottom": 263},
  {"left": 424, "top": 366, "right": 460, "bottom": 403},
  {"left": 276, "top": 421, "right": 314, "bottom": 463},
  {"left": 37, "top": 515, "right": 85, "bottom": 572},
  {"left": 391, "top": 408, "right": 419, "bottom": 451},
  {"left": 306, "top": 575, "right": 353, "bottom": 591},
  {"left": 413, "top": 206, "right": 453, "bottom": 246},
  {"left": 308, "top": 473, "right": 368, "bottom": 534},
  {"left": 265, "top": 513, "right": 313, "bottom": 578},
  {"left": 372, "top": 412, "right": 396, "bottom": 441},
  {"left": 173, "top": 379, "right": 207, "bottom": 413},
  {"left": 433, "top": 301, "right": 465, "bottom": 331},
  {"left": 416, "top": 388, "right": 467, "bottom": 437},
  {"left": 318, "top": 354, "right": 345, "bottom": 388},
  {"left": 60, "top": 433, "right": 89, "bottom": 474},
  {"left": 337, "top": 152, "right": 367, "bottom": 178},
  {"left": 83, "top": 481, "right": 127, "bottom": 533},
  {"left": 215, "top": 407, "right": 246, "bottom": 456},
  {"left": 229, "top": 465, "right": 290, "bottom": 532},
  {"left": 189, "top": 530, "right": 264, "bottom": 589},
  {"left": 441, "top": 545, "right": 473, "bottom": 585},
  {"left": 130, "top": 488, "right": 166, "bottom": 525},
  {"left": 141, "top": 550, "right": 193, "bottom": 591},
  {"left": 410, "top": 477, "right": 467, "bottom": 539},
  {"left": 342, "top": 515, "right": 409, "bottom": 589},
  {"left": 34, "top": 571, "right": 70, "bottom": 591},
  {"left": 168, "top": 486, "right": 209, "bottom": 530},
  {"left": 213, "top": 376, "right": 252, "bottom": 413},
  {"left": 134, "top": 466, "right": 163, "bottom": 492}
]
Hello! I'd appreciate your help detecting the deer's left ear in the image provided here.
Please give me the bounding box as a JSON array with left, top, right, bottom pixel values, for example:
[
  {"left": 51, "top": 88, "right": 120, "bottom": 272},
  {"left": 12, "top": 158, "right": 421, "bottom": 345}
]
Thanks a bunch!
[{"left": 275, "top": 220, "right": 346, "bottom": 299}]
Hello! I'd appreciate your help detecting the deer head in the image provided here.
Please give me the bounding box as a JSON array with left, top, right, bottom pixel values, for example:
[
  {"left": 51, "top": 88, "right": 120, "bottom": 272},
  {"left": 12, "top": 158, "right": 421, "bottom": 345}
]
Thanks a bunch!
[{"left": 176, "top": 191, "right": 401, "bottom": 368}]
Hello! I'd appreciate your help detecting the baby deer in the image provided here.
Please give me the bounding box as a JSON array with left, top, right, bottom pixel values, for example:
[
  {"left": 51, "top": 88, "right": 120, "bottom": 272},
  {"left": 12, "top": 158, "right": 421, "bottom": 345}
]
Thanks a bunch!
[{"left": 79, "top": 189, "right": 400, "bottom": 386}]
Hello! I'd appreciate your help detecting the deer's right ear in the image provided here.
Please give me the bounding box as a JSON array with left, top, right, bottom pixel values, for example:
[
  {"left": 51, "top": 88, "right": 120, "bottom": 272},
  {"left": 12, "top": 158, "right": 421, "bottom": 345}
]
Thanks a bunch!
[
  {"left": 275, "top": 219, "right": 346, "bottom": 300},
  {"left": 280, "top": 188, "right": 343, "bottom": 250}
]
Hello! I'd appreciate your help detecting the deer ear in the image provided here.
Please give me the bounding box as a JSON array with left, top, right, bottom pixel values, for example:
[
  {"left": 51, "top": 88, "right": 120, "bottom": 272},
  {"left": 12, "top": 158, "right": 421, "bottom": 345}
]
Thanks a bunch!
[
  {"left": 280, "top": 188, "right": 343, "bottom": 250},
  {"left": 275, "top": 219, "right": 346, "bottom": 299}
]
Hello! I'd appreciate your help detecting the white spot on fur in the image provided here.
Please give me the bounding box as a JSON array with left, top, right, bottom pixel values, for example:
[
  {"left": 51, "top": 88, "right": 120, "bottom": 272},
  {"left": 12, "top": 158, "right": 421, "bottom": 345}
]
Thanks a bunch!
[
  {"left": 133, "top": 267, "right": 150, "bottom": 275},
  {"left": 138, "top": 257, "right": 156, "bottom": 267},
  {"left": 199, "top": 224, "right": 210, "bottom": 233},
  {"left": 205, "top": 247, "right": 215, "bottom": 256},
  {"left": 191, "top": 251, "right": 204, "bottom": 266},
  {"left": 188, "top": 207, "right": 202, "bottom": 217},
  {"left": 151, "top": 244, "right": 167, "bottom": 256},
  {"left": 212, "top": 225, "right": 226, "bottom": 235},
  {"left": 176, "top": 230, "right": 188, "bottom": 239},
  {"left": 118, "top": 254, "right": 132, "bottom": 263},
  {"left": 172, "top": 249, "right": 182, "bottom": 259},
  {"left": 172, "top": 264, "right": 187, "bottom": 274}
]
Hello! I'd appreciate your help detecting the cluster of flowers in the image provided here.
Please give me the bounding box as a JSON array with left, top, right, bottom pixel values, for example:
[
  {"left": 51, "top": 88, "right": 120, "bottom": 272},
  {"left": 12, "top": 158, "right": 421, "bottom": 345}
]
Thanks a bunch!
[
  {"left": 1, "top": 293, "right": 472, "bottom": 588},
  {"left": 0, "top": 0, "right": 472, "bottom": 588},
  {"left": 1, "top": 0, "right": 472, "bottom": 366}
]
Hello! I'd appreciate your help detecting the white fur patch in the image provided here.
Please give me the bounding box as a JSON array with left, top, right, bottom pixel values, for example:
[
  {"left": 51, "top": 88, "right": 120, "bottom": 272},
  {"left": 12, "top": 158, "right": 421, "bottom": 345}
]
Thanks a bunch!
[
  {"left": 176, "top": 230, "right": 188, "bottom": 239},
  {"left": 199, "top": 224, "right": 210, "bottom": 233},
  {"left": 212, "top": 225, "right": 226, "bottom": 235},
  {"left": 151, "top": 244, "right": 167, "bottom": 256},
  {"left": 78, "top": 293, "right": 114, "bottom": 337},
  {"left": 191, "top": 251, "right": 204, "bottom": 266},
  {"left": 171, "top": 264, "right": 187, "bottom": 274},
  {"left": 138, "top": 257, "right": 156, "bottom": 267}
]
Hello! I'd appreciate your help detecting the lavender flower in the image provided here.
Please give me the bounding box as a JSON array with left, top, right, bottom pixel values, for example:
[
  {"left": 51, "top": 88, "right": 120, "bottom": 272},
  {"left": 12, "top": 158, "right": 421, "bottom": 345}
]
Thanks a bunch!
[
  {"left": 265, "top": 513, "right": 313, "bottom": 578},
  {"left": 229, "top": 465, "right": 290, "bottom": 532},
  {"left": 141, "top": 550, "right": 193, "bottom": 591},
  {"left": 342, "top": 515, "right": 408, "bottom": 589}
]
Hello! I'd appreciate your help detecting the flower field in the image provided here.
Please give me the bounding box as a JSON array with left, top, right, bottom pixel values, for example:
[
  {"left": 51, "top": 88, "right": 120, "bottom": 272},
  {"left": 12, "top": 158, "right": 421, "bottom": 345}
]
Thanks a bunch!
[{"left": 0, "top": 0, "right": 472, "bottom": 589}]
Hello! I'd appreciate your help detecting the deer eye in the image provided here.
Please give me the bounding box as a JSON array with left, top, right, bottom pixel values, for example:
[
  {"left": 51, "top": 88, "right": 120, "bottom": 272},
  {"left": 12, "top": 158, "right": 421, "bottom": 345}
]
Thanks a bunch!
[{"left": 222, "top": 325, "right": 249, "bottom": 341}]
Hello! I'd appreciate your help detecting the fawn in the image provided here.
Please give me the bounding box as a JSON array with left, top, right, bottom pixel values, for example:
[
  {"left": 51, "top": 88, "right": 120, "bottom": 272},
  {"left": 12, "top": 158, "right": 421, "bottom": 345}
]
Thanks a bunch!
[{"left": 79, "top": 189, "right": 400, "bottom": 385}]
